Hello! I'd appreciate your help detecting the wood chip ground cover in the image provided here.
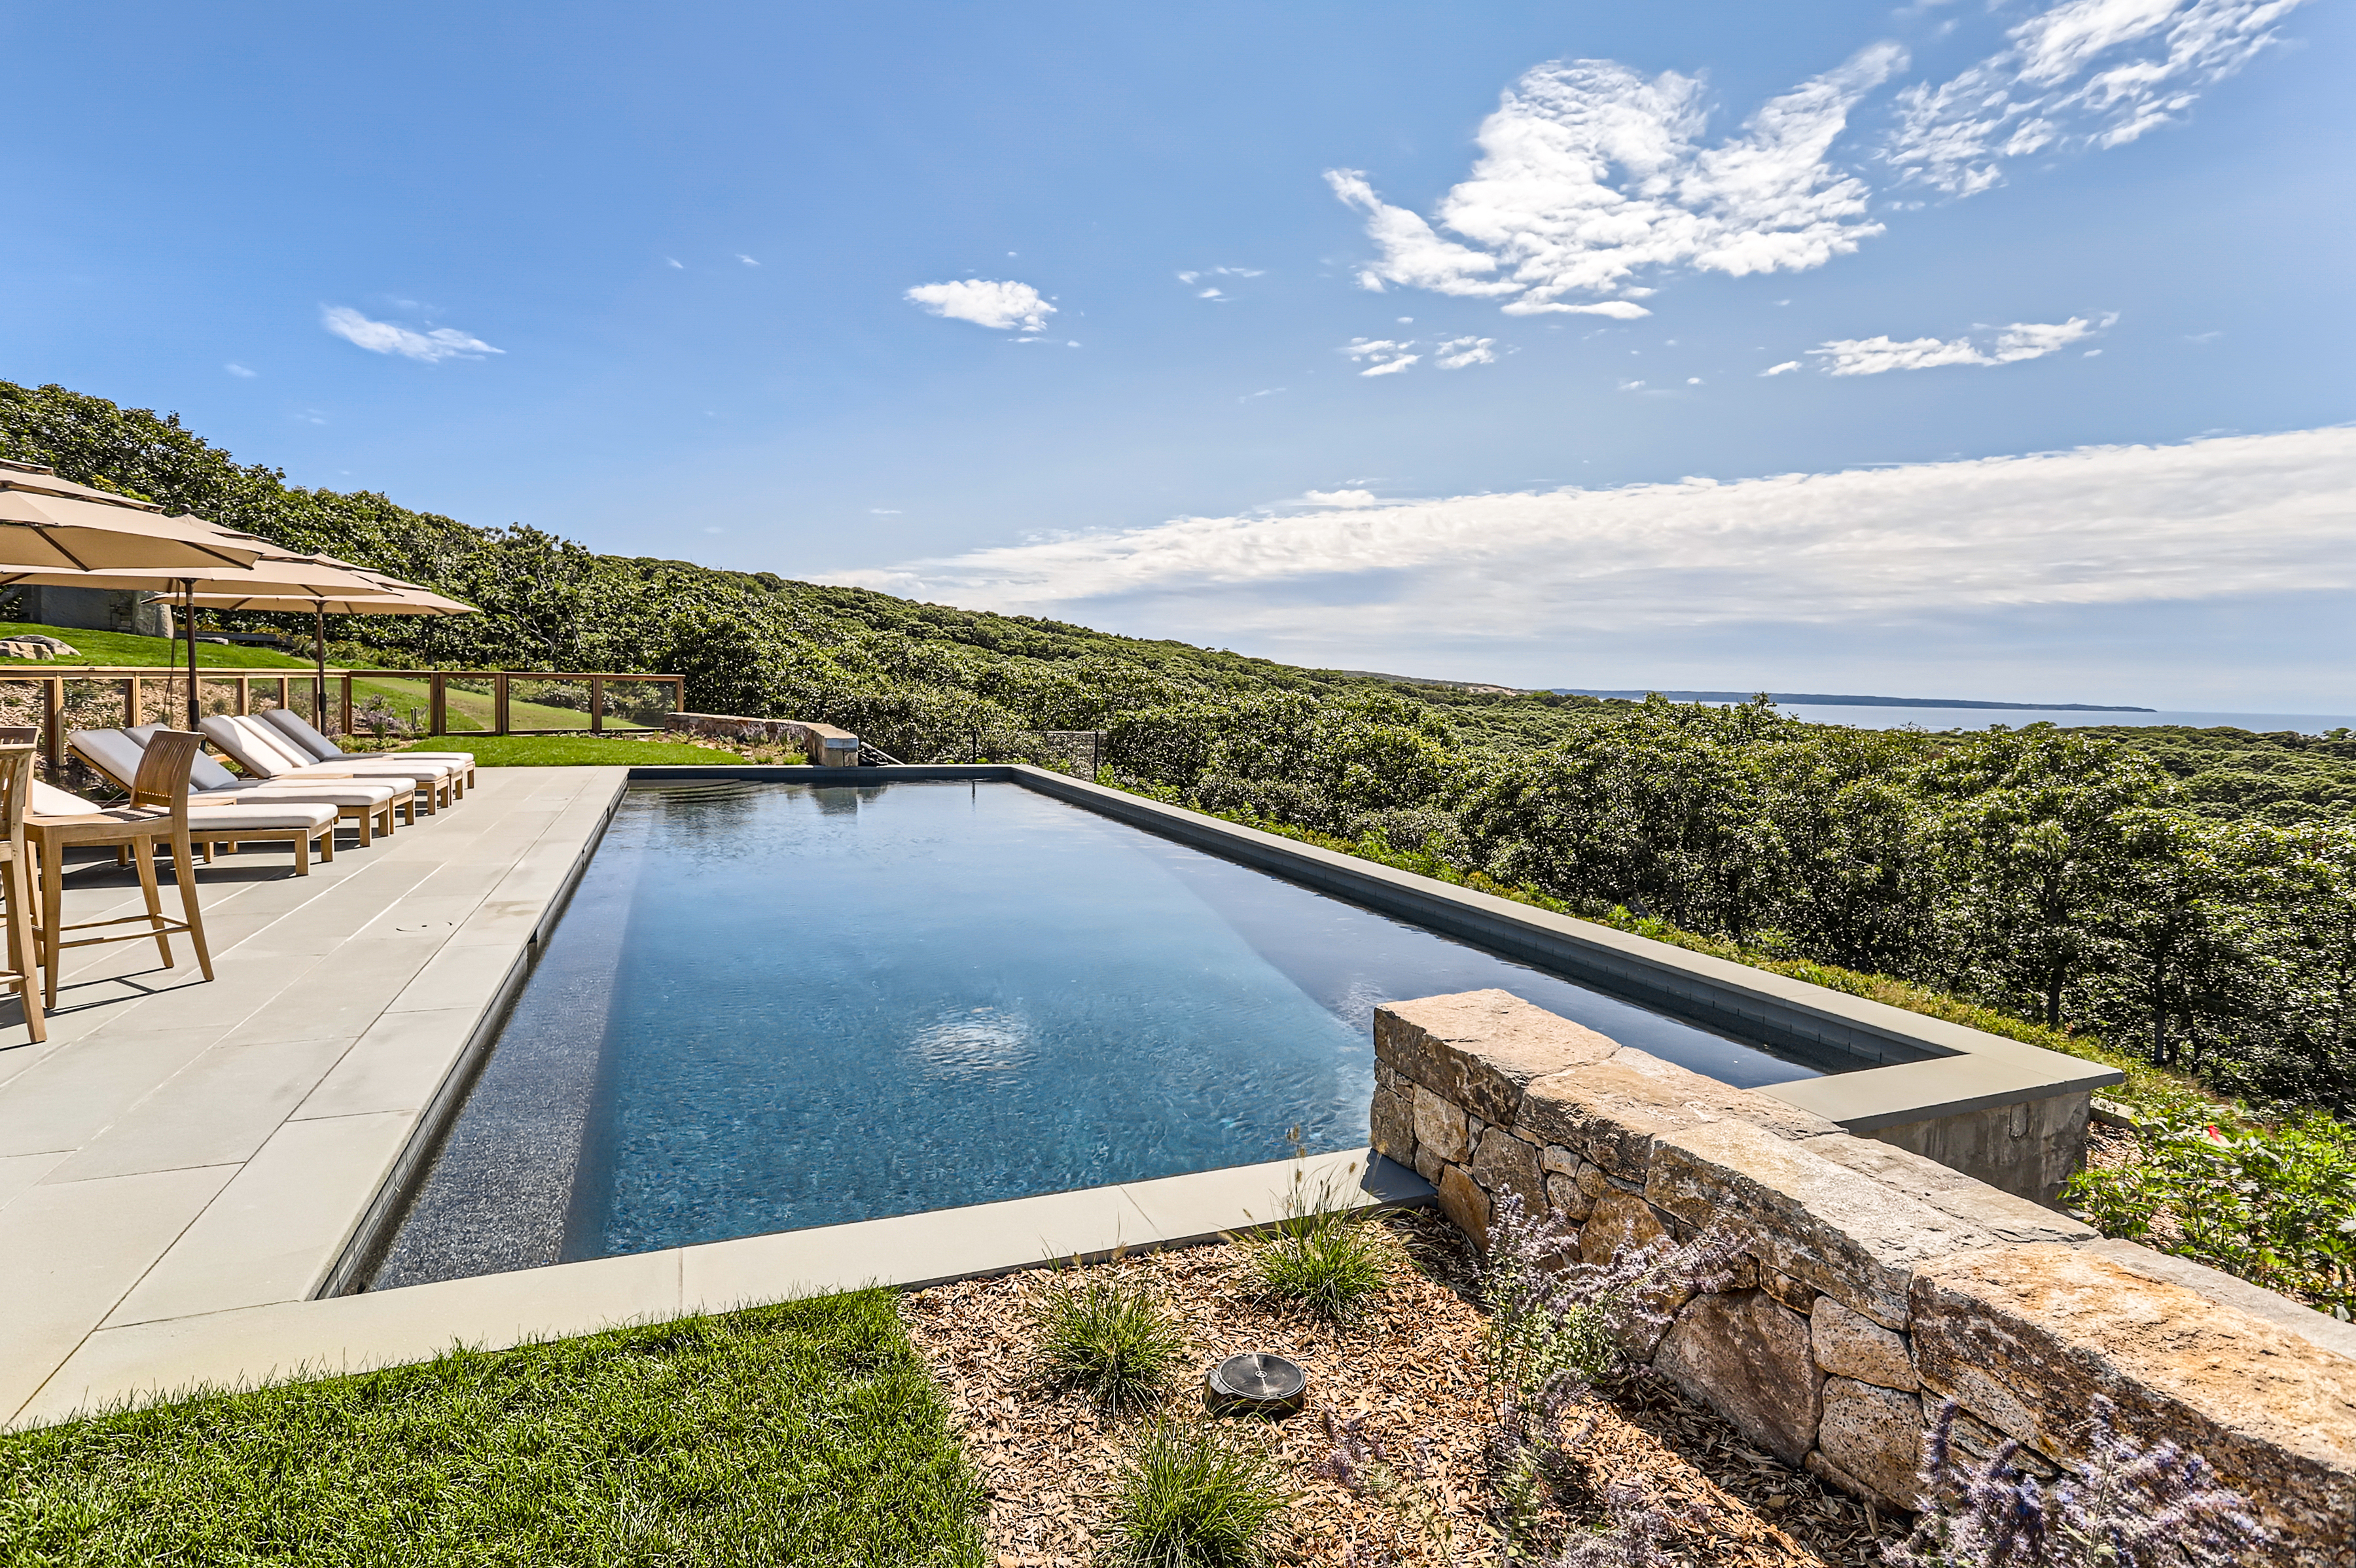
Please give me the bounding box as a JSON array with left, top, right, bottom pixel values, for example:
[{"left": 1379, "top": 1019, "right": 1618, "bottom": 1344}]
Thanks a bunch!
[{"left": 902, "top": 1211, "right": 1903, "bottom": 1567}]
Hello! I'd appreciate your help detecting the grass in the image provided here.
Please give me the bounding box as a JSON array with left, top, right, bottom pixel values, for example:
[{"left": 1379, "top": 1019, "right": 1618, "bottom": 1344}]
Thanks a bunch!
[
  {"left": 1232, "top": 1158, "right": 1396, "bottom": 1322},
  {"left": 1103, "top": 1423, "right": 1291, "bottom": 1568},
  {"left": 1027, "top": 1275, "right": 1188, "bottom": 1413},
  {"left": 391, "top": 734, "right": 750, "bottom": 766},
  {"left": 0, "top": 619, "right": 312, "bottom": 668},
  {"left": 0, "top": 1291, "right": 986, "bottom": 1567}
]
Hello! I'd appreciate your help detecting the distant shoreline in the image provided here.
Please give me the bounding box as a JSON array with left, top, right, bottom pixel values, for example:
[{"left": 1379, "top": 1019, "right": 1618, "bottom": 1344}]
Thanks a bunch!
[{"left": 1558, "top": 689, "right": 2158, "bottom": 712}]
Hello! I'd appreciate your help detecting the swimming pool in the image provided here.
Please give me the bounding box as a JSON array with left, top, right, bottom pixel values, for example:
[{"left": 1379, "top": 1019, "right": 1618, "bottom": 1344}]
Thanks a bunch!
[{"left": 366, "top": 780, "right": 1828, "bottom": 1289}]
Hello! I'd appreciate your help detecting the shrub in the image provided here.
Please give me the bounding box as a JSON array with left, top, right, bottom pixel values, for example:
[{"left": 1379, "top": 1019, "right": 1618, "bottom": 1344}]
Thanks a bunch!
[
  {"left": 1027, "top": 1275, "right": 1187, "bottom": 1414},
  {"left": 1103, "top": 1421, "right": 1291, "bottom": 1568},
  {"left": 1886, "top": 1399, "right": 2268, "bottom": 1568},
  {"left": 1232, "top": 1158, "right": 1395, "bottom": 1321}
]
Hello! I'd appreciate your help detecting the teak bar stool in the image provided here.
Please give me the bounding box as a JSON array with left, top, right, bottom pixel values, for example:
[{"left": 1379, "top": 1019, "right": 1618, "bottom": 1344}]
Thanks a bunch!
[
  {"left": 0, "top": 743, "right": 46, "bottom": 1042},
  {"left": 26, "top": 728, "right": 215, "bottom": 1010}
]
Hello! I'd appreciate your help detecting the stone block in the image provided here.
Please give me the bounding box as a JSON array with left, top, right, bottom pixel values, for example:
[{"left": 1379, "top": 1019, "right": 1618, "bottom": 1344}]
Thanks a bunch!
[
  {"left": 1369, "top": 1083, "right": 1414, "bottom": 1167},
  {"left": 1471, "top": 1128, "right": 1546, "bottom": 1219},
  {"left": 1374, "top": 1058, "right": 1399, "bottom": 1092},
  {"left": 1811, "top": 1296, "right": 1917, "bottom": 1391},
  {"left": 1759, "top": 1266, "right": 1815, "bottom": 1312},
  {"left": 1435, "top": 1162, "right": 1491, "bottom": 1244},
  {"left": 1375, "top": 990, "right": 1622, "bottom": 1126},
  {"left": 1516, "top": 1051, "right": 1842, "bottom": 1184},
  {"left": 1910, "top": 1243, "right": 2356, "bottom": 1558},
  {"left": 1647, "top": 1120, "right": 2001, "bottom": 1329},
  {"left": 1412, "top": 1084, "right": 1470, "bottom": 1165},
  {"left": 1579, "top": 1188, "right": 1668, "bottom": 1268},
  {"left": 1540, "top": 1142, "right": 1579, "bottom": 1176},
  {"left": 1544, "top": 1169, "right": 1599, "bottom": 1222},
  {"left": 1654, "top": 1288, "right": 1822, "bottom": 1465},
  {"left": 1815, "top": 1378, "right": 1927, "bottom": 1510},
  {"left": 1809, "top": 1134, "right": 2097, "bottom": 1243},
  {"left": 1412, "top": 1144, "right": 1442, "bottom": 1184}
]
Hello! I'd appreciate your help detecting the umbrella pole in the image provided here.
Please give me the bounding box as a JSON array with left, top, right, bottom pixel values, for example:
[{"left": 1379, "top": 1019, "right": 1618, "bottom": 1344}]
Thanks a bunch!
[
  {"left": 314, "top": 604, "right": 327, "bottom": 734},
  {"left": 183, "top": 582, "right": 200, "bottom": 730}
]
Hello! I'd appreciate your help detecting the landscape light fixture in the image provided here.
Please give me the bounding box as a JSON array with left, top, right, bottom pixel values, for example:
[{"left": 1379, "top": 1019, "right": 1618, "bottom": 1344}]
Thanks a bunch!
[{"left": 1202, "top": 1352, "right": 1308, "bottom": 1417}]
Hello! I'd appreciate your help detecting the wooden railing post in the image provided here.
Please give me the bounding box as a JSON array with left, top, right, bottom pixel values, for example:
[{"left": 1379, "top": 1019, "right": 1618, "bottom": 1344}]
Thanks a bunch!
[
  {"left": 494, "top": 673, "right": 510, "bottom": 736},
  {"left": 429, "top": 673, "right": 446, "bottom": 738},
  {"left": 590, "top": 677, "right": 605, "bottom": 734},
  {"left": 43, "top": 678, "right": 60, "bottom": 777},
  {"left": 126, "top": 675, "right": 139, "bottom": 728}
]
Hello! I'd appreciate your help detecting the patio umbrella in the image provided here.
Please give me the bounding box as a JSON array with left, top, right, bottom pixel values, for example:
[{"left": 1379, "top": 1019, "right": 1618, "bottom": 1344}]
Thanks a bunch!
[
  {"left": 0, "top": 463, "right": 266, "bottom": 573},
  {"left": 179, "top": 571, "right": 477, "bottom": 730},
  {"left": 0, "top": 551, "right": 401, "bottom": 728}
]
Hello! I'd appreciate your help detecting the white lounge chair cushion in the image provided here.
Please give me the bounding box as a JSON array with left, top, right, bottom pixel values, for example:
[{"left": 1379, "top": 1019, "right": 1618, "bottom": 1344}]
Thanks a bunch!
[
  {"left": 29, "top": 778, "right": 96, "bottom": 815},
  {"left": 198, "top": 716, "right": 435, "bottom": 789},
  {"left": 234, "top": 717, "right": 452, "bottom": 782},
  {"left": 185, "top": 801, "right": 338, "bottom": 831},
  {"left": 219, "top": 781, "right": 400, "bottom": 808},
  {"left": 125, "top": 724, "right": 245, "bottom": 791},
  {"left": 262, "top": 707, "right": 473, "bottom": 768},
  {"left": 67, "top": 729, "right": 150, "bottom": 791}
]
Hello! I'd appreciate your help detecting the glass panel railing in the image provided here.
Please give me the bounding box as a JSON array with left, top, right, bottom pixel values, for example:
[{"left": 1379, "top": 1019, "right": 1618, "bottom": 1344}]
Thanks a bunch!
[
  {"left": 0, "top": 679, "right": 43, "bottom": 737},
  {"left": 599, "top": 677, "right": 676, "bottom": 732},
  {"left": 440, "top": 675, "right": 495, "bottom": 734},
  {"left": 348, "top": 675, "right": 436, "bottom": 741},
  {"left": 507, "top": 678, "right": 592, "bottom": 733},
  {"left": 199, "top": 679, "right": 242, "bottom": 721}
]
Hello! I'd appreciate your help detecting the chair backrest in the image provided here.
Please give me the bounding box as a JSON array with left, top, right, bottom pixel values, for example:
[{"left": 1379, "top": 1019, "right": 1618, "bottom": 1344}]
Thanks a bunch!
[
  {"left": 126, "top": 724, "right": 245, "bottom": 791},
  {"left": 260, "top": 707, "right": 345, "bottom": 762},
  {"left": 0, "top": 744, "right": 34, "bottom": 846},
  {"left": 69, "top": 729, "right": 151, "bottom": 793},
  {"left": 130, "top": 730, "right": 200, "bottom": 823},
  {"left": 198, "top": 715, "right": 292, "bottom": 777},
  {"left": 0, "top": 726, "right": 38, "bottom": 745},
  {"left": 231, "top": 715, "right": 322, "bottom": 773}
]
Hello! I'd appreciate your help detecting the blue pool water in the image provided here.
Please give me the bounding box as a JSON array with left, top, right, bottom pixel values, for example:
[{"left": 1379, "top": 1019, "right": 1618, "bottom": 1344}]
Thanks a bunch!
[{"left": 368, "top": 781, "right": 1825, "bottom": 1287}]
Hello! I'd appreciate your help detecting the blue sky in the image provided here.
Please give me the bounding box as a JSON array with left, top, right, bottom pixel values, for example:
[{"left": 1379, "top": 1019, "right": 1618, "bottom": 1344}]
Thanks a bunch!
[{"left": 3, "top": 1, "right": 2350, "bottom": 707}]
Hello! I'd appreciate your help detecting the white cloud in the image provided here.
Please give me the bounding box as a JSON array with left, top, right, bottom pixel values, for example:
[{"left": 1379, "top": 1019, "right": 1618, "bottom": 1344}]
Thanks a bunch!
[
  {"left": 1177, "top": 266, "right": 1265, "bottom": 284},
  {"left": 666, "top": 257, "right": 684, "bottom": 269},
  {"left": 1435, "top": 336, "right": 1499, "bottom": 369},
  {"left": 828, "top": 428, "right": 2356, "bottom": 647},
  {"left": 904, "top": 279, "right": 1058, "bottom": 333},
  {"left": 225, "top": 363, "right": 256, "bottom": 378},
  {"left": 1300, "top": 489, "right": 1384, "bottom": 508},
  {"left": 1884, "top": 0, "right": 2308, "bottom": 194},
  {"left": 321, "top": 306, "right": 503, "bottom": 363},
  {"left": 1342, "top": 338, "right": 1421, "bottom": 376},
  {"left": 1327, "top": 42, "right": 1904, "bottom": 315},
  {"left": 1761, "top": 360, "right": 1802, "bottom": 375},
  {"left": 1811, "top": 315, "right": 2107, "bottom": 374},
  {"left": 738, "top": 254, "right": 760, "bottom": 267}
]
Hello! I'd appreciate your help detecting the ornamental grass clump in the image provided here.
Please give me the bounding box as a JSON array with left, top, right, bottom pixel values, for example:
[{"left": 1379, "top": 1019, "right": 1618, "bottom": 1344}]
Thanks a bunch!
[
  {"left": 1885, "top": 1398, "right": 2269, "bottom": 1568},
  {"left": 1232, "top": 1155, "right": 1396, "bottom": 1321},
  {"left": 1104, "top": 1421, "right": 1292, "bottom": 1568},
  {"left": 1027, "top": 1275, "right": 1187, "bottom": 1414}
]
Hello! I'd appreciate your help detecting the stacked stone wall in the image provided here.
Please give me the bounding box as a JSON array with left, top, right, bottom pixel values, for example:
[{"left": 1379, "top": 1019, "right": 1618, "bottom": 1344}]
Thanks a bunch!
[{"left": 1373, "top": 989, "right": 2356, "bottom": 1565}]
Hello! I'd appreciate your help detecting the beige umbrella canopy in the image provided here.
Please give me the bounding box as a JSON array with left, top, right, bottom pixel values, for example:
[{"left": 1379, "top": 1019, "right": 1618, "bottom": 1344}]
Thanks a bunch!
[{"left": 0, "top": 461, "right": 266, "bottom": 573}]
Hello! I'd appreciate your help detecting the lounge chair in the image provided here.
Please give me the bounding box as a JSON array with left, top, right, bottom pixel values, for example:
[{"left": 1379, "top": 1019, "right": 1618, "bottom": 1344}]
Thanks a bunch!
[
  {"left": 199, "top": 715, "right": 455, "bottom": 814},
  {"left": 82, "top": 727, "right": 410, "bottom": 846},
  {"left": 260, "top": 708, "right": 476, "bottom": 794}
]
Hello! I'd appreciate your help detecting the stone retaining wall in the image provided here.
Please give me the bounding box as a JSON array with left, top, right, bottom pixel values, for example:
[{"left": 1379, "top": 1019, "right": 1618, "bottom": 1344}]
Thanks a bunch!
[
  {"left": 1372, "top": 989, "right": 2356, "bottom": 1565},
  {"left": 663, "top": 712, "right": 859, "bottom": 764}
]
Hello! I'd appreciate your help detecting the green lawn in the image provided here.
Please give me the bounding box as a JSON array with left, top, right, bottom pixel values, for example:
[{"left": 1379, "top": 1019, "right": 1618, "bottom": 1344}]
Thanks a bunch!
[
  {"left": 0, "top": 1292, "right": 986, "bottom": 1567},
  {"left": 395, "top": 734, "right": 753, "bottom": 766},
  {"left": 0, "top": 620, "right": 312, "bottom": 668}
]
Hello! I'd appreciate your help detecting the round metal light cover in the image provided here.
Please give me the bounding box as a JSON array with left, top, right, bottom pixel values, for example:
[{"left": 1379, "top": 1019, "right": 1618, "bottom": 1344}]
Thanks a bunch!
[{"left": 1203, "top": 1352, "right": 1308, "bottom": 1417}]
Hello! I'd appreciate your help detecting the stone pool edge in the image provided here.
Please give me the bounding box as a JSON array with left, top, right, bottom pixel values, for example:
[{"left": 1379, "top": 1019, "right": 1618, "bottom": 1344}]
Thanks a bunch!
[{"left": 10, "top": 1148, "right": 1430, "bottom": 1429}]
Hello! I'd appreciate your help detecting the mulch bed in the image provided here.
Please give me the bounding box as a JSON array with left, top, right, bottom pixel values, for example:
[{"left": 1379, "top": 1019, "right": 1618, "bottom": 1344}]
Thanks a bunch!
[{"left": 902, "top": 1209, "right": 1906, "bottom": 1566}]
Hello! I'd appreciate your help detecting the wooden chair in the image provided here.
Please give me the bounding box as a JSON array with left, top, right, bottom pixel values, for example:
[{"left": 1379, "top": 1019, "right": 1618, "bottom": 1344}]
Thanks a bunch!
[
  {"left": 0, "top": 744, "right": 46, "bottom": 1042},
  {"left": 26, "top": 729, "right": 215, "bottom": 1010}
]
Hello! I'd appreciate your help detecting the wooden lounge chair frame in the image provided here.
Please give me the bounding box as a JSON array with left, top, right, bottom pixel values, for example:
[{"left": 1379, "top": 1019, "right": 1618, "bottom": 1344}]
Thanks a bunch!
[{"left": 0, "top": 745, "right": 46, "bottom": 1041}]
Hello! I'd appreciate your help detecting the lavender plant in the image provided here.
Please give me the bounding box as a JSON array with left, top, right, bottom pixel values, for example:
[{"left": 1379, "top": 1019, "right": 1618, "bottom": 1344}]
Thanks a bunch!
[
  {"left": 1545, "top": 1478, "right": 1697, "bottom": 1568},
  {"left": 1477, "top": 1190, "right": 1742, "bottom": 1556},
  {"left": 1886, "top": 1399, "right": 2270, "bottom": 1568}
]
